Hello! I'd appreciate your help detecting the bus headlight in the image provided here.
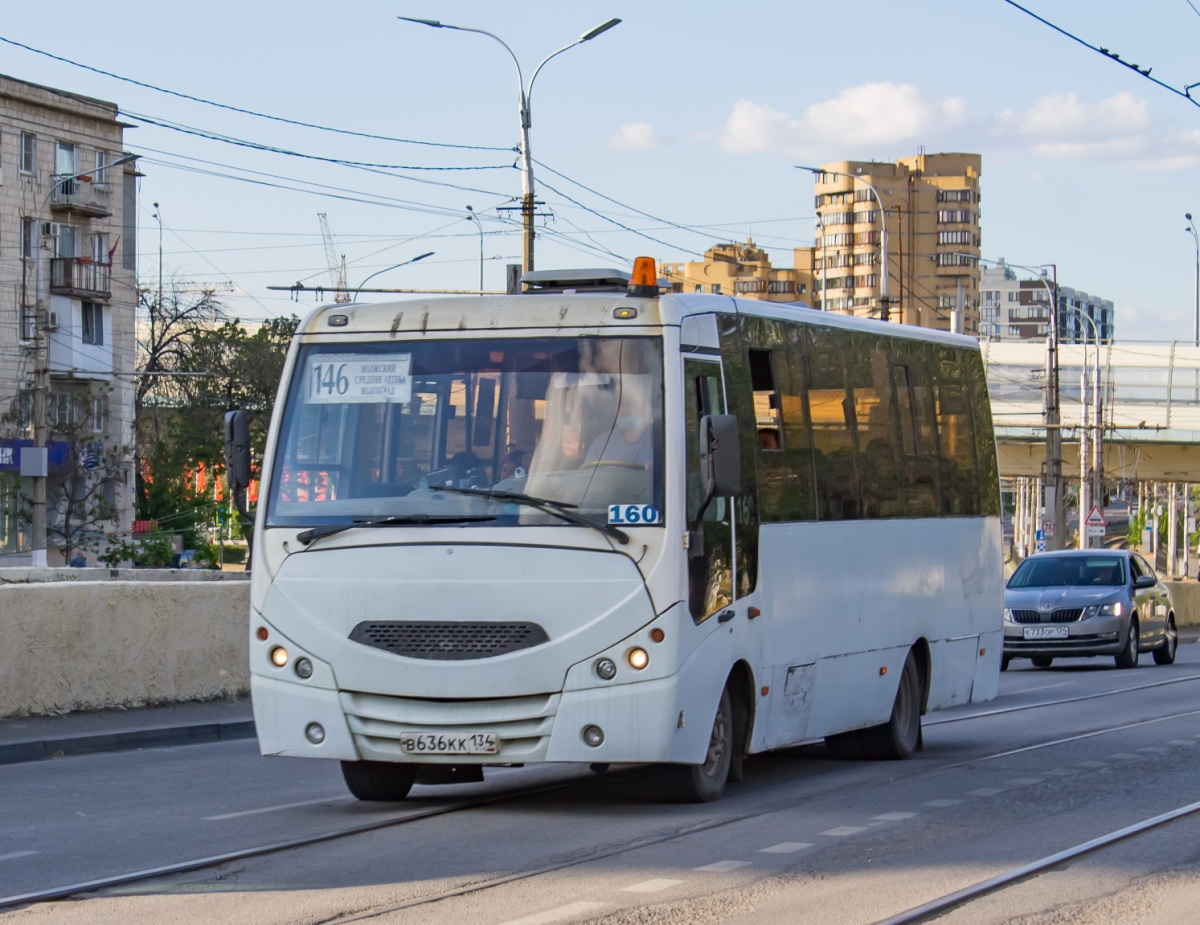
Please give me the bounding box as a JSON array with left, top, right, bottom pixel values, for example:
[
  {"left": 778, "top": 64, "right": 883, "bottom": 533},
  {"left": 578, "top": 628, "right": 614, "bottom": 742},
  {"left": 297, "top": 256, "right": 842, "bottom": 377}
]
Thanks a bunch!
[
  {"left": 305, "top": 723, "right": 325, "bottom": 745},
  {"left": 294, "top": 657, "right": 313, "bottom": 679},
  {"left": 627, "top": 647, "right": 649, "bottom": 670},
  {"left": 582, "top": 725, "right": 604, "bottom": 747},
  {"left": 594, "top": 657, "right": 617, "bottom": 680},
  {"left": 270, "top": 646, "right": 289, "bottom": 668}
]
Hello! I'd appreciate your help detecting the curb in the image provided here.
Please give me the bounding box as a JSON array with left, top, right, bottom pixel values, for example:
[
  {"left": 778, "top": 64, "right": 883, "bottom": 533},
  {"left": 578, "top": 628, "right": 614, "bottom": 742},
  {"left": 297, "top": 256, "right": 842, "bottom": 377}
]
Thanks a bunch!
[{"left": 0, "top": 719, "right": 256, "bottom": 767}]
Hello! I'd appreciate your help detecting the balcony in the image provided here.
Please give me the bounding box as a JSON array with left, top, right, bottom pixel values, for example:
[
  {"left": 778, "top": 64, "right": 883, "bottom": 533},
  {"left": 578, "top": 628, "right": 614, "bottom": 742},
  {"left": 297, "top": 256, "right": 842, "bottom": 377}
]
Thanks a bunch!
[
  {"left": 49, "top": 176, "right": 113, "bottom": 218},
  {"left": 50, "top": 258, "right": 111, "bottom": 299}
]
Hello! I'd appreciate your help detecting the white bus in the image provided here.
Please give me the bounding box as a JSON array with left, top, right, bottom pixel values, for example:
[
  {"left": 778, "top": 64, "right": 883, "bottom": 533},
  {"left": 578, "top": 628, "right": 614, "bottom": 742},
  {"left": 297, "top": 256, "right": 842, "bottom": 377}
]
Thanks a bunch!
[{"left": 230, "top": 258, "right": 1003, "bottom": 803}]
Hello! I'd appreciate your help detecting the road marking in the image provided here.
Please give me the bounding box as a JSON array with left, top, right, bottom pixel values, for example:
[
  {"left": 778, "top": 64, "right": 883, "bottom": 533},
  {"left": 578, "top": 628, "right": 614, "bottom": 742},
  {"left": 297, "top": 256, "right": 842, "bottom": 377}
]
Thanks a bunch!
[
  {"left": 694, "top": 860, "right": 750, "bottom": 872},
  {"left": 1019, "top": 681, "right": 1073, "bottom": 694},
  {"left": 1109, "top": 753, "right": 1140, "bottom": 760},
  {"left": 1006, "top": 777, "right": 1044, "bottom": 786},
  {"left": 1168, "top": 739, "right": 1196, "bottom": 746},
  {"left": 202, "top": 795, "right": 352, "bottom": 820},
  {"left": 760, "top": 842, "right": 813, "bottom": 853},
  {"left": 1139, "top": 746, "right": 1169, "bottom": 753},
  {"left": 497, "top": 902, "right": 608, "bottom": 925},
  {"left": 0, "top": 851, "right": 37, "bottom": 862},
  {"left": 967, "top": 788, "right": 1005, "bottom": 797},
  {"left": 1042, "top": 769, "right": 1077, "bottom": 776},
  {"left": 622, "top": 879, "right": 684, "bottom": 893},
  {"left": 922, "top": 799, "right": 963, "bottom": 807},
  {"left": 873, "top": 812, "right": 916, "bottom": 822},
  {"left": 1077, "top": 761, "right": 1108, "bottom": 768},
  {"left": 820, "top": 826, "right": 868, "bottom": 836}
]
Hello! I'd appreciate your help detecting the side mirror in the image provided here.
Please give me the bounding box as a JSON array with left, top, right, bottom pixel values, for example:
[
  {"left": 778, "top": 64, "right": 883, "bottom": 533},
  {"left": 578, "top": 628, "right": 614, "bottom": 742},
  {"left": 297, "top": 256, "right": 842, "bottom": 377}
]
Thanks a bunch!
[
  {"left": 1134, "top": 574, "right": 1156, "bottom": 589},
  {"left": 701, "top": 414, "right": 740, "bottom": 497},
  {"left": 224, "top": 410, "right": 251, "bottom": 519}
]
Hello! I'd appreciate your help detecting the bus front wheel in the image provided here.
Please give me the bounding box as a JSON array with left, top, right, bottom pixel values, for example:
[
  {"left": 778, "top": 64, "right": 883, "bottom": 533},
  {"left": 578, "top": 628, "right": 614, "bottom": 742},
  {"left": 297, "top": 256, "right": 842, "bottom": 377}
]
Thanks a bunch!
[
  {"left": 664, "top": 687, "right": 732, "bottom": 803},
  {"left": 341, "top": 760, "right": 416, "bottom": 801}
]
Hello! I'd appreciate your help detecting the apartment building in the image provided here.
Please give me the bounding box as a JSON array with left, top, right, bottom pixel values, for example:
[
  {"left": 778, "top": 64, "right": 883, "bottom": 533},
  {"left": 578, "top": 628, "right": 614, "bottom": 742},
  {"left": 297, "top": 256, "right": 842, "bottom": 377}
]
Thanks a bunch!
[
  {"left": 980, "top": 261, "right": 1114, "bottom": 343},
  {"left": 660, "top": 239, "right": 813, "bottom": 303},
  {"left": 0, "top": 74, "right": 138, "bottom": 563},
  {"left": 804, "top": 152, "right": 982, "bottom": 334}
]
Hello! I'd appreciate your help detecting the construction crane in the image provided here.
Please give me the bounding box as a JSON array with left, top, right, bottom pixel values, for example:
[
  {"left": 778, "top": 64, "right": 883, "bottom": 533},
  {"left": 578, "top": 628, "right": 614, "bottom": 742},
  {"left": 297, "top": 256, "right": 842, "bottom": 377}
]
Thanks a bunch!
[{"left": 317, "top": 212, "right": 351, "bottom": 303}]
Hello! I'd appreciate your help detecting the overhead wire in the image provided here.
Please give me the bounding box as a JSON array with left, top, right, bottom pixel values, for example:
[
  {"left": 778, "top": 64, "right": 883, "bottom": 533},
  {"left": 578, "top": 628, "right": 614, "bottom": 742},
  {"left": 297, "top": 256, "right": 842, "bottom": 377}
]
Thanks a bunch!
[{"left": 0, "top": 34, "right": 512, "bottom": 153}]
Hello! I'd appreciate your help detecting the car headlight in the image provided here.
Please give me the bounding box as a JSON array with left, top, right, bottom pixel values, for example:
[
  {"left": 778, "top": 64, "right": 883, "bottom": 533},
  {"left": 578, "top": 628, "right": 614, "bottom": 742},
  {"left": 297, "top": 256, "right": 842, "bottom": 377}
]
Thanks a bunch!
[
  {"left": 1003, "top": 608, "right": 1014, "bottom": 622},
  {"left": 1084, "top": 602, "right": 1124, "bottom": 618}
]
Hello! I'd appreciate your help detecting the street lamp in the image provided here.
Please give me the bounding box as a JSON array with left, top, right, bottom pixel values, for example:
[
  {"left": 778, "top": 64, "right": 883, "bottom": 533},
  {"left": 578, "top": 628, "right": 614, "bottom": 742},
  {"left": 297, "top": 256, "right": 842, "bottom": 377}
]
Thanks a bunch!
[
  {"left": 466, "top": 206, "right": 484, "bottom": 293},
  {"left": 1187, "top": 214, "right": 1199, "bottom": 350},
  {"left": 796, "top": 165, "right": 890, "bottom": 321},
  {"left": 27, "top": 152, "right": 138, "bottom": 567},
  {"left": 351, "top": 252, "right": 435, "bottom": 303},
  {"left": 398, "top": 15, "right": 621, "bottom": 274}
]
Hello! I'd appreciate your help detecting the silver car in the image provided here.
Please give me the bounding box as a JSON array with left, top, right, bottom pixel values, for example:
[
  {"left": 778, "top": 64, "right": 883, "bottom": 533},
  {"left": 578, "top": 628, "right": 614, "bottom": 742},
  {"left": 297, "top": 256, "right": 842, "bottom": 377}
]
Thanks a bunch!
[{"left": 1002, "top": 549, "right": 1177, "bottom": 670}]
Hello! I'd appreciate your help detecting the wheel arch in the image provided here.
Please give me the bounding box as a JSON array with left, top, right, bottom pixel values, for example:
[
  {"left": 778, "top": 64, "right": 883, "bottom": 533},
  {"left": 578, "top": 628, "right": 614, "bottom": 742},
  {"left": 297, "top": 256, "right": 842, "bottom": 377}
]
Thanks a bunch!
[
  {"left": 725, "top": 659, "right": 756, "bottom": 759},
  {"left": 910, "top": 638, "right": 932, "bottom": 715}
]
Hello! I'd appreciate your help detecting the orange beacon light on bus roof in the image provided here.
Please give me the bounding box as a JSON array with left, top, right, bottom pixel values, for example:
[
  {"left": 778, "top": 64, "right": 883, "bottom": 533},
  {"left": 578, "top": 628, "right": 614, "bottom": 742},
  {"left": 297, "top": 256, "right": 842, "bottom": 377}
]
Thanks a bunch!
[{"left": 627, "top": 256, "right": 658, "bottom": 297}]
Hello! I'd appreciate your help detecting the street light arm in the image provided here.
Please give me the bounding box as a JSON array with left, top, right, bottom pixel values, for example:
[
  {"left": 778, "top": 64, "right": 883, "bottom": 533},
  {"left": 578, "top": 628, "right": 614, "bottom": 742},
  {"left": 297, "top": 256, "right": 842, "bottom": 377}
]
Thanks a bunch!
[
  {"left": 397, "top": 17, "right": 526, "bottom": 105},
  {"left": 528, "top": 20, "right": 619, "bottom": 114},
  {"left": 352, "top": 252, "right": 435, "bottom": 303}
]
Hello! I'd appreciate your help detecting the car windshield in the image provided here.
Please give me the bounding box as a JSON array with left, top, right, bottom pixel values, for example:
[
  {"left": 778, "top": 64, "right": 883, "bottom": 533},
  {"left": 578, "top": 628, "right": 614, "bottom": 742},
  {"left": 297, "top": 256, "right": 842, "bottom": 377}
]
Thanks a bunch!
[
  {"left": 1008, "top": 555, "right": 1127, "bottom": 588},
  {"left": 266, "top": 336, "right": 664, "bottom": 529}
]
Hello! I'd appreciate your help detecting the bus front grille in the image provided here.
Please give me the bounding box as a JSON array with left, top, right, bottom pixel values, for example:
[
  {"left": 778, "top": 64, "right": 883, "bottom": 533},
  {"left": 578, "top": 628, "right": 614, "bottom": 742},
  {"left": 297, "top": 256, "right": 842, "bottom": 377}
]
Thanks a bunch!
[{"left": 348, "top": 620, "right": 549, "bottom": 660}]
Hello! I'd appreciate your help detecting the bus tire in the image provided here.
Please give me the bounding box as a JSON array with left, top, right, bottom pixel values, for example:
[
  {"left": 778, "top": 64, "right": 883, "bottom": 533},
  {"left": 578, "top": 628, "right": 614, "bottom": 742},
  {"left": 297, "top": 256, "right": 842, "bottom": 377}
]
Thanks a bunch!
[
  {"left": 340, "top": 760, "right": 416, "bottom": 801},
  {"left": 664, "top": 686, "right": 732, "bottom": 803},
  {"left": 858, "top": 651, "right": 921, "bottom": 761}
]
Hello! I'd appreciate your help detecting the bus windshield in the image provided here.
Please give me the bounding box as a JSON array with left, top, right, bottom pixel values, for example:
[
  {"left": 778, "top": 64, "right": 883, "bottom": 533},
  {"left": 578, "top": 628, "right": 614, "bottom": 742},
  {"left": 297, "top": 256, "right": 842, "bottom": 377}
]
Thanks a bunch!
[{"left": 266, "top": 336, "right": 664, "bottom": 529}]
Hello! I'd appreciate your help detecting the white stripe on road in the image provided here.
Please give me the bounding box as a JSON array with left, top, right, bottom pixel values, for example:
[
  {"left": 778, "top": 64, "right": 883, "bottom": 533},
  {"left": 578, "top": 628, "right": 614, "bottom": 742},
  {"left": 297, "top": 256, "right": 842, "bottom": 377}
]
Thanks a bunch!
[
  {"left": 820, "top": 826, "right": 867, "bottom": 836},
  {"left": 622, "top": 879, "right": 684, "bottom": 893},
  {"left": 922, "top": 799, "right": 963, "bottom": 808},
  {"left": 760, "top": 842, "right": 813, "bottom": 853},
  {"left": 1006, "top": 778, "right": 1044, "bottom": 786},
  {"left": 0, "top": 851, "right": 38, "bottom": 862},
  {"left": 694, "top": 860, "right": 750, "bottom": 872},
  {"left": 202, "top": 795, "right": 351, "bottom": 820},
  {"left": 1019, "top": 681, "right": 1073, "bottom": 694},
  {"left": 497, "top": 902, "right": 608, "bottom": 925},
  {"left": 872, "top": 812, "right": 916, "bottom": 822}
]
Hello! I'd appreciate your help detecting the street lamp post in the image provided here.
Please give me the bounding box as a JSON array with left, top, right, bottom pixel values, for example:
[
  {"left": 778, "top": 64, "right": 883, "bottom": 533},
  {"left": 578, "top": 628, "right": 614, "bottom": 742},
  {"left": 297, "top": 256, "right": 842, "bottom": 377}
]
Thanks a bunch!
[
  {"left": 466, "top": 206, "right": 484, "bottom": 293},
  {"left": 351, "top": 252, "right": 435, "bottom": 303},
  {"left": 797, "top": 165, "right": 889, "bottom": 321},
  {"left": 27, "top": 153, "right": 138, "bottom": 566},
  {"left": 398, "top": 16, "right": 621, "bottom": 275}
]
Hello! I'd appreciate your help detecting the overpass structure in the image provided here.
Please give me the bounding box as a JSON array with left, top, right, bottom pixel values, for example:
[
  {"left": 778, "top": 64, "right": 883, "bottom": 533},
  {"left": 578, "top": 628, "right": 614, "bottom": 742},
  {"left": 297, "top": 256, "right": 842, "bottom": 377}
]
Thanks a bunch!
[{"left": 981, "top": 340, "right": 1200, "bottom": 483}]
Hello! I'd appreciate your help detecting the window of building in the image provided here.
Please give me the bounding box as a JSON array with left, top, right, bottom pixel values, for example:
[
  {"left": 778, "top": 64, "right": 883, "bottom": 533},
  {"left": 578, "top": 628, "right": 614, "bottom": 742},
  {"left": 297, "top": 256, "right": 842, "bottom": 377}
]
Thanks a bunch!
[
  {"left": 936, "top": 209, "right": 974, "bottom": 224},
  {"left": 854, "top": 188, "right": 873, "bottom": 203},
  {"left": 853, "top": 210, "right": 877, "bottom": 224},
  {"left": 854, "top": 231, "right": 879, "bottom": 246},
  {"left": 711, "top": 284, "right": 721, "bottom": 294},
  {"left": 767, "top": 279, "right": 794, "bottom": 294},
  {"left": 735, "top": 280, "right": 767, "bottom": 293},
  {"left": 20, "top": 132, "right": 36, "bottom": 174},
  {"left": 936, "top": 189, "right": 973, "bottom": 203},
  {"left": 55, "top": 141, "right": 77, "bottom": 178},
  {"left": 82, "top": 302, "right": 104, "bottom": 345},
  {"left": 855, "top": 274, "right": 879, "bottom": 289},
  {"left": 94, "top": 150, "right": 109, "bottom": 185},
  {"left": 93, "top": 398, "right": 105, "bottom": 434},
  {"left": 20, "top": 218, "right": 35, "bottom": 259}
]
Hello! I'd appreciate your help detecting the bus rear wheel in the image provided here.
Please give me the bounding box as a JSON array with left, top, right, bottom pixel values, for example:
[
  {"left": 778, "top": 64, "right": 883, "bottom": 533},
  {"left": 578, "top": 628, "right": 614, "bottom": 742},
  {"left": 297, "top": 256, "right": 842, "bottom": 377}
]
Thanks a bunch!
[
  {"left": 664, "top": 687, "right": 732, "bottom": 803},
  {"left": 856, "top": 651, "right": 922, "bottom": 761},
  {"left": 341, "top": 760, "right": 416, "bottom": 801}
]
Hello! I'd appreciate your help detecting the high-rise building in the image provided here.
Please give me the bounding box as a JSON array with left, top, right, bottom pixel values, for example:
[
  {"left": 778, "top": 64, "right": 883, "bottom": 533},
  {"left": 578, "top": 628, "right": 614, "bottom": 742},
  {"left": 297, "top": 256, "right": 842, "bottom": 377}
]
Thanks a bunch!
[
  {"left": 806, "top": 152, "right": 982, "bottom": 334},
  {"left": 980, "top": 261, "right": 1114, "bottom": 343},
  {"left": 0, "top": 73, "right": 138, "bottom": 563},
  {"left": 660, "top": 239, "right": 812, "bottom": 303}
]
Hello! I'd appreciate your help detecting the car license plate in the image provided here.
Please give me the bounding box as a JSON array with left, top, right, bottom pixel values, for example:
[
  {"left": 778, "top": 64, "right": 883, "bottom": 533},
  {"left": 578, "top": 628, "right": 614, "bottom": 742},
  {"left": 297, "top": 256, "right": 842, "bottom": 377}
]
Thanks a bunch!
[
  {"left": 1023, "top": 626, "right": 1069, "bottom": 640},
  {"left": 399, "top": 732, "right": 498, "bottom": 755}
]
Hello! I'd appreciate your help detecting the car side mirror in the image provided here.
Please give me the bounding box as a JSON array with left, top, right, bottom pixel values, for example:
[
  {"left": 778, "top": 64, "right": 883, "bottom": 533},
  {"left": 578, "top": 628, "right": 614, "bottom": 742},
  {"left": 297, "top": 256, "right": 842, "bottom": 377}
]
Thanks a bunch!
[
  {"left": 224, "top": 410, "right": 252, "bottom": 520},
  {"left": 1134, "top": 574, "right": 1156, "bottom": 589}
]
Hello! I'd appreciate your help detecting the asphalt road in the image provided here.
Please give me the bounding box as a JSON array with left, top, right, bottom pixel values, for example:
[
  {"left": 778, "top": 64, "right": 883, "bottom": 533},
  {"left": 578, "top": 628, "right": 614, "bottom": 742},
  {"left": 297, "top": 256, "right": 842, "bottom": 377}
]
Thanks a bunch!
[{"left": 5, "top": 645, "right": 1200, "bottom": 925}]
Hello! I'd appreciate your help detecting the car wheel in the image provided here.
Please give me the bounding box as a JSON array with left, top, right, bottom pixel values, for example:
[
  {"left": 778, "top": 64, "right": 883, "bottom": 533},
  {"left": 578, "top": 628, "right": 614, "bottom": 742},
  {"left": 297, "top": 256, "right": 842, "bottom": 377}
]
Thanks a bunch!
[
  {"left": 1000, "top": 655, "right": 1011, "bottom": 672},
  {"left": 856, "top": 651, "right": 922, "bottom": 761},
  {"left": 1115, "top": 618, "right": 1140, "bottom": 669},
  {"left": 341, "top": 760, "right": 416, "bottom": 801},
  {"left": 1031, "top": 656, "right": 1053, "bottom": 668},
  {"left": 1153, "top": 614, "right": 1178, "bottom": 666},
  {"left": 664, "top": 686, "right": 732, "bottom": 802}
]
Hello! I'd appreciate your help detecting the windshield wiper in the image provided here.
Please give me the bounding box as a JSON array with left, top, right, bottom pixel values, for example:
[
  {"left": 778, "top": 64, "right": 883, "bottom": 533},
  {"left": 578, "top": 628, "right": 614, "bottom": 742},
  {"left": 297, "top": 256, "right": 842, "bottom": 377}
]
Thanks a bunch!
[
  {"left": 427, "top": 485, "right": 629, "bottom": 545},
  {"left": 297, "top": 513, "right": 496, "bottom": 546}
]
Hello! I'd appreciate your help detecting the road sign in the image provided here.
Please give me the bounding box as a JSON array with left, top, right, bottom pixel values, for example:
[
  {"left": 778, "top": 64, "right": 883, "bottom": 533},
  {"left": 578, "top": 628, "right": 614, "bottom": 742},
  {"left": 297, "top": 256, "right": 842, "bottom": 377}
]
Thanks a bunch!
[
  {"left": 1086, "top": 525, "right": 1105, "bottom": 537},
  {"left": 1036, "top": 529, "right": 1045, "bottom": 542},
  {"left": 1042, "top": 520, "right": 1055, "bottom": 536},
  {"left": 1084, "top": 504, "right": 1107, "bottom": 528},
  {"left": 1036, "top": 540, "right": 1047, "bottom": 553}
]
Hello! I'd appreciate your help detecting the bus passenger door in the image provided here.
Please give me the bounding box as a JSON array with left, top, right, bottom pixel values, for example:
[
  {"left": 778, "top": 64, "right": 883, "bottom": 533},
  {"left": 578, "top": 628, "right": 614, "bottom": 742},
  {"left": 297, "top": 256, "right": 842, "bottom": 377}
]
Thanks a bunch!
[{"left": 684, "top": 358, "right": 734, "bottom": 622}]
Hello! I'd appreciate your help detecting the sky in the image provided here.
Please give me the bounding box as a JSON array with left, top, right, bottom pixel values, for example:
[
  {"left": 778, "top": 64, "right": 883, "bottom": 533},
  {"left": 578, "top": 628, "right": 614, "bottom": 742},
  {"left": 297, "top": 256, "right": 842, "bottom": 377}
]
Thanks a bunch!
[{"left": 4, "top": 0, "right": 1199, "bottom": 339}]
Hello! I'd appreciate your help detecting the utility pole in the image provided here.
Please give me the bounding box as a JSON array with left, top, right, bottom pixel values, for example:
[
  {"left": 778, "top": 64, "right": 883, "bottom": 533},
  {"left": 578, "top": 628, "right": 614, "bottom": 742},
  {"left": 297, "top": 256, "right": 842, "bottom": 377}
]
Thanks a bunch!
[{"left": 1044, "top": 265, "right": 1064, "bottom": 549}]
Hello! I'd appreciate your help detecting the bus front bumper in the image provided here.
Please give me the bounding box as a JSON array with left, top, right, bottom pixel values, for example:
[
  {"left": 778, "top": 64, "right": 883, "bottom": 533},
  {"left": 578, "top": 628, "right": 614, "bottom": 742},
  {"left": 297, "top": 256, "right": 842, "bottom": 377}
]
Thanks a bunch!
[{"left": 252, "top": 672, "right": 707, "bottom": 766}]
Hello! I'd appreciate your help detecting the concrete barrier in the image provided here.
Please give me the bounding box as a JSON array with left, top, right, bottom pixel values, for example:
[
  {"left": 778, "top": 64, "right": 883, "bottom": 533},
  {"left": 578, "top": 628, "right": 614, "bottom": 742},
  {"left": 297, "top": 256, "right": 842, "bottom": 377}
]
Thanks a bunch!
[
  {"left": 1166, "top": 582, "right": 1200, "bottom": 626},
  {"left": 0, "top": 570, "right": 249, "bottom": 718}
]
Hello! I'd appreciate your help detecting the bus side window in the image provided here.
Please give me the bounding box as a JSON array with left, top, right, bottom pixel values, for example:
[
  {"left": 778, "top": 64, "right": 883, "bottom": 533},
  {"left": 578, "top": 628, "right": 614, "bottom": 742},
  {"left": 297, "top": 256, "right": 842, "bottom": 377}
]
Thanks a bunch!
[
  {"left": 845, "top": 335, "right": 903, "bottom": 519},
  {"left": 748, "top": 349, "right": 783, "bottom": 451},
  {"left": 933, "top": 346, "right": 980, "bottom": 515},
  {"left": 805, "top": 326, "right": 861, "bottom": 521}
]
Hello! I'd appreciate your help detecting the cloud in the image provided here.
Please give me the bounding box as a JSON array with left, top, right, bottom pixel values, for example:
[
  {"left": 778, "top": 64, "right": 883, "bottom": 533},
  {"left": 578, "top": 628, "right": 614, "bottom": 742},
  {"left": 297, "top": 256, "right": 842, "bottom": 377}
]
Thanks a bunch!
[
  {"left": 606, "top": 123, "right": 674, "bottom": 151},
  {"left": 719, "top": 83, "right": 969, "bottom": 157},
  {"left": 991, "top": 92, "right": 1200, "bottom": 170}
]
